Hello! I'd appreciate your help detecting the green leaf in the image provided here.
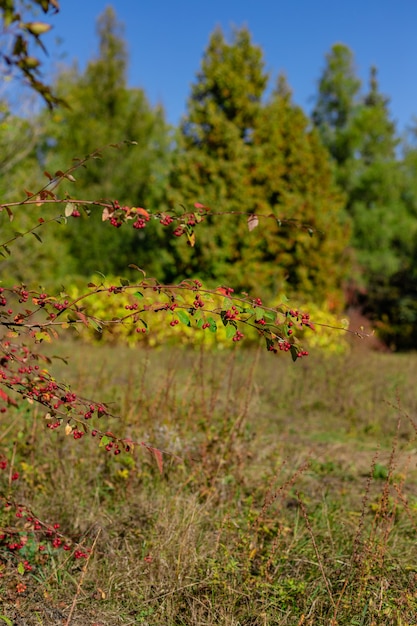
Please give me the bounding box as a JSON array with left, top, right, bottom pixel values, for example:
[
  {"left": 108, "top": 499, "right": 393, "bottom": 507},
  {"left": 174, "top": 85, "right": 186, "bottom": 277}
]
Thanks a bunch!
[
  {"left": 0, "top": 615, "right": 13, "bottom": 625},
  {"left": 89, "top": 319, "right": 102, "bottom": 333},
  {"left": 226, "top": 324, "right": 237, "bottom": 339},
  {"left": 17, "top": 562, "right": 25, "bottom": 575},
  {"left": 120, "top": 278, "right": 130, "bottom": 287},
  {"left": 99, "top": 435, "right": 112, "bottom": 448},
  {"left": 193, "top": 309, "right": 203, "bottom": 323},
  {"left": 177, "top": 310, "right": 190, "bottom": 326},
  {"left": 290, "top": 345, "right": 299, "bottom": 362},
  {"left": 32, "top": 231, "right": 42, "bottom": 243},
  {"left": 255, "top": 307, "right": 265, "bottom": 321},
  {"left": 264, "top": 310, "right": 276, "bottom": 322},
  {"left": 208, "top": 317, "right": 217, "bottom": 333},
  {"left": 134, "top": 291, "right": 144, "bottom": 299},
  {"left": 265, "top": 336, "right": 274, "bottom": 351}
]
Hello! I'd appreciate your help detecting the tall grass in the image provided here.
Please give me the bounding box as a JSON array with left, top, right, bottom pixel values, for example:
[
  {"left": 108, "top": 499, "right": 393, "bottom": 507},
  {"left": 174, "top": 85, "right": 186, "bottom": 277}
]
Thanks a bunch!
[{"left": 1, "top": 342, "right": 417, "bottom": 625}]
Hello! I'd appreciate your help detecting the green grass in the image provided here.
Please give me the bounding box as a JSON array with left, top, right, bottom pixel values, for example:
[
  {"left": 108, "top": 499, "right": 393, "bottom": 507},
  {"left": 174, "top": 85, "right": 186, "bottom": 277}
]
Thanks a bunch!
[{"left": 2, "top": 342, "right": 417, "bottom": 625}]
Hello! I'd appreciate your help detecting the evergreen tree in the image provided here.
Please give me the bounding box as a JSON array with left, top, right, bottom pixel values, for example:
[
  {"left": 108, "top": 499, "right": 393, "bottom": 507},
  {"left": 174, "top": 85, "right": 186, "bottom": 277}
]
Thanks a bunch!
[
  {"left": 344, "top": 66, "right": 406, "bottom": 280},
  {"left": 43, "top": 6, "right": 173, "bottom": 278},
  {"left": 312, "top": 43, "right": 361, "bottom": 190},
  {"left": 166, "top": 27, "right": 269, "bottom": 291},
  {"left": 251, "top": 82, "right": 350, "bottom": 307},
  {"left": 313, "top": 45, "right": 417, "bottom": 347},
  {"left": 167, "top": 31, "right": 350, "bottom": 305}
]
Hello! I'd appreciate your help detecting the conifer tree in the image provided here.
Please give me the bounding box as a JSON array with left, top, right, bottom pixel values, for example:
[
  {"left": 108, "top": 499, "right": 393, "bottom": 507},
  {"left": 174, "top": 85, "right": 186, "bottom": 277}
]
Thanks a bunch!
[
  {"left": 167, "top": 32, "right": 350, "bottom": 306},
  {"left": 251, "top": 81, "right": 350, "bottom": 307},
  {"left": 313, "top": 45, "right": 417, "bottom": 347},
  {"left": 43, "top": 6, "right": 172, "bottom": 278},
  {"left": 166, "top": 27, "right": 269, "bottom": 291},
  {"left": 312, "top": 43, "right": 361, "bottom": 190}
]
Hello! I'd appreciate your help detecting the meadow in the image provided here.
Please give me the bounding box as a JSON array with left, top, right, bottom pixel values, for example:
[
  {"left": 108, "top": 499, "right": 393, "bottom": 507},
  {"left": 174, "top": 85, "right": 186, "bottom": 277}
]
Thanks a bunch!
[{"left": 2, "top": 340, "right": 417, "bottom": 625}]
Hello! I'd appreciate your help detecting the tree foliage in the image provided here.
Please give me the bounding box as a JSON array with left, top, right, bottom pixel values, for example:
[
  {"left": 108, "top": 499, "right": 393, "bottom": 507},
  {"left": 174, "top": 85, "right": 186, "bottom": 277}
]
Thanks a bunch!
[
  {"left": 41, "top": 6, "right": 173, "bottom": 278},
  {"left": 167, "top": 29, "right": 349, "bottom": 307},
  {"left": 313, "top": 43, "right": 417, "bottom": 348}
]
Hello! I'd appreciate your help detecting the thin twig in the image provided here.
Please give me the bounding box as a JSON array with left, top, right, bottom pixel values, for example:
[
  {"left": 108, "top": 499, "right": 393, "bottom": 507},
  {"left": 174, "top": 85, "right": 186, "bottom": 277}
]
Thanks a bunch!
[{"left": 64, "top": 528, "right": 101, "bottom": 626}]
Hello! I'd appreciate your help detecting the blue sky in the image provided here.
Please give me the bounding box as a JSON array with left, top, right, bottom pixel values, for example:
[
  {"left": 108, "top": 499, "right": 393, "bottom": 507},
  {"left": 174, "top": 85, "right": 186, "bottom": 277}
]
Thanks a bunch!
[{"left": 41, "top": 1, "right": 416, "bottom": 133}]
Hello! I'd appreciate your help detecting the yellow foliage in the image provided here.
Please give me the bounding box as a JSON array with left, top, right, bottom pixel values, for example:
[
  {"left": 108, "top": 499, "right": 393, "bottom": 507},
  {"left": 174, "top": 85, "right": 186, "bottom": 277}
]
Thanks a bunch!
[{"left": 65, "top": 276, "right": 348, "bottom": 353}]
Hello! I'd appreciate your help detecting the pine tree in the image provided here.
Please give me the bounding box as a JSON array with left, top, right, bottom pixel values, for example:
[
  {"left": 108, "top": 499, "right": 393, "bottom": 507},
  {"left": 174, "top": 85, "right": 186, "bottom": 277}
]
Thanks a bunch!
[
  {"left": 251, "top": 80, "right": 350, "bottom": 307},
  {"left": 165, "top": 27, "right": 269, "bottom": 291},
  {"left": 313, "top": 45, "right": 417, "bottom": 347},
  {"left": 312, "top": 43, "right": 361, "bottom": 190},
  {"left": 43, "top": 6, "right": 172, "bottom": 278},
  {"left": 167, "top": 32, "right": 350, "bottom": 306}
]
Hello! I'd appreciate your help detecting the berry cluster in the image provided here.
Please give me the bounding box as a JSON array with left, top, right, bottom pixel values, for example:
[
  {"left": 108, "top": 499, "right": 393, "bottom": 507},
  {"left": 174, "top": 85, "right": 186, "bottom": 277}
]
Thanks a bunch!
[
  {"left": 0, "top": 500, "right": 91, "bottom": 562},
  {"left": 133, "top": 215, "right": 149, "bottom": 229},
  {"left": 159, "top": 214, "right": 174, "bottom": 226},
  {"left": 233, "top": 330, "right": 244, "bottom": 342},
  {"left": 225, "top": 306, "right": 239, "bottom": 321},
  {"left": 289, "top": 309, "right": 313, "bottom": 329},
  {"left": 173, "top": 226, "right": 185, "bottom": 237},
  {"left": 193, "top": 294, "right": 205, "bottom": 309}
]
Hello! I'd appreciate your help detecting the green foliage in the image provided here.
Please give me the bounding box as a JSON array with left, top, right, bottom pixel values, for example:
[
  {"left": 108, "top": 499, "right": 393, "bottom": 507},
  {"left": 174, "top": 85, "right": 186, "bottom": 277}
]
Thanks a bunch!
[
  {"left": 166, "top": 29, "right": 350, "bottom": 309},
  {"left": 313, "top": 44, "right": 417, "bottom": 348},
  {"left": 165, "top": 28, "right": 268, "bottom": 289},
  {"left": 312, "top": 43, "right": 361, "bottom": 184},
  {"left": 41, "top": 6, "right": 173, "bottom": 278},
  {"left": 251, "top": 84, "right": 350, "bottom": 308}
]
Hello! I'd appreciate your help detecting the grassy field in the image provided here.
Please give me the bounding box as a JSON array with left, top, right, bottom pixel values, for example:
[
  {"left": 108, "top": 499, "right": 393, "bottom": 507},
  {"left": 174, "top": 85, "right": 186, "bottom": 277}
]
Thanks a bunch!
[{"left": 2, "top": 341, "right": 417, "bottom": 625}]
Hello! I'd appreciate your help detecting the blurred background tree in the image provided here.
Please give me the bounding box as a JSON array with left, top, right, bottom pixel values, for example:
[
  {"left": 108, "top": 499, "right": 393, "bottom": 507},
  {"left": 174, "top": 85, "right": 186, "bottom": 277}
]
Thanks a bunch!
[
  {"left": 41, "top": 6, "right": 174, "bottom": 279},
  {"left": 313, "top": 43, "right": 417, "bottom": 348}
]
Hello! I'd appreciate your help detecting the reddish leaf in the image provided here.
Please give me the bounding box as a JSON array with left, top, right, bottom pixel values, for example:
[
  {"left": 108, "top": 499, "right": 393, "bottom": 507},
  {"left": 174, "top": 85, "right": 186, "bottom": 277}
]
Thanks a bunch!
[
  {"left": 151, "top": 447, "right": 164, "bottom": 474},
  {"left": 76, "top": 311, "right": 89, "bottom": 327},
  {"left": 134, "top": 207, "right": 149, "bottom": 218},
  {"left": 0, "top": 388, "right": 18, "bottom": 406},
  {"left": 142, "top": 443, "right": 164, "bottom": 474}
]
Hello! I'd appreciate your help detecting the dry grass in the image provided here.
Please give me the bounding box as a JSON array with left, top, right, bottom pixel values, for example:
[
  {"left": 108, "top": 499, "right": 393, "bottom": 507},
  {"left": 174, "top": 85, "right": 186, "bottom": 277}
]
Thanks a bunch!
[{"left": 2, "top": 342, "right": 417, "bottom": 625}]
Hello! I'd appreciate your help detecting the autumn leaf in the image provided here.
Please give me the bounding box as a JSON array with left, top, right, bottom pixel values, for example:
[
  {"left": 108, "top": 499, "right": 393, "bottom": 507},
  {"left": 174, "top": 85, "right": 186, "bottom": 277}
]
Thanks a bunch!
[
  {"left": 0, "top": 389, "right": 18, "bottom": 406},
  {"left": 133, "top": 207, "right": 149, "bottom": 218},
  {"left": 151, "top": 447, "right": 164, "bottom": 474},
  {"left": 186, "top": 231, "right": 196, "bottom": 247}
]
